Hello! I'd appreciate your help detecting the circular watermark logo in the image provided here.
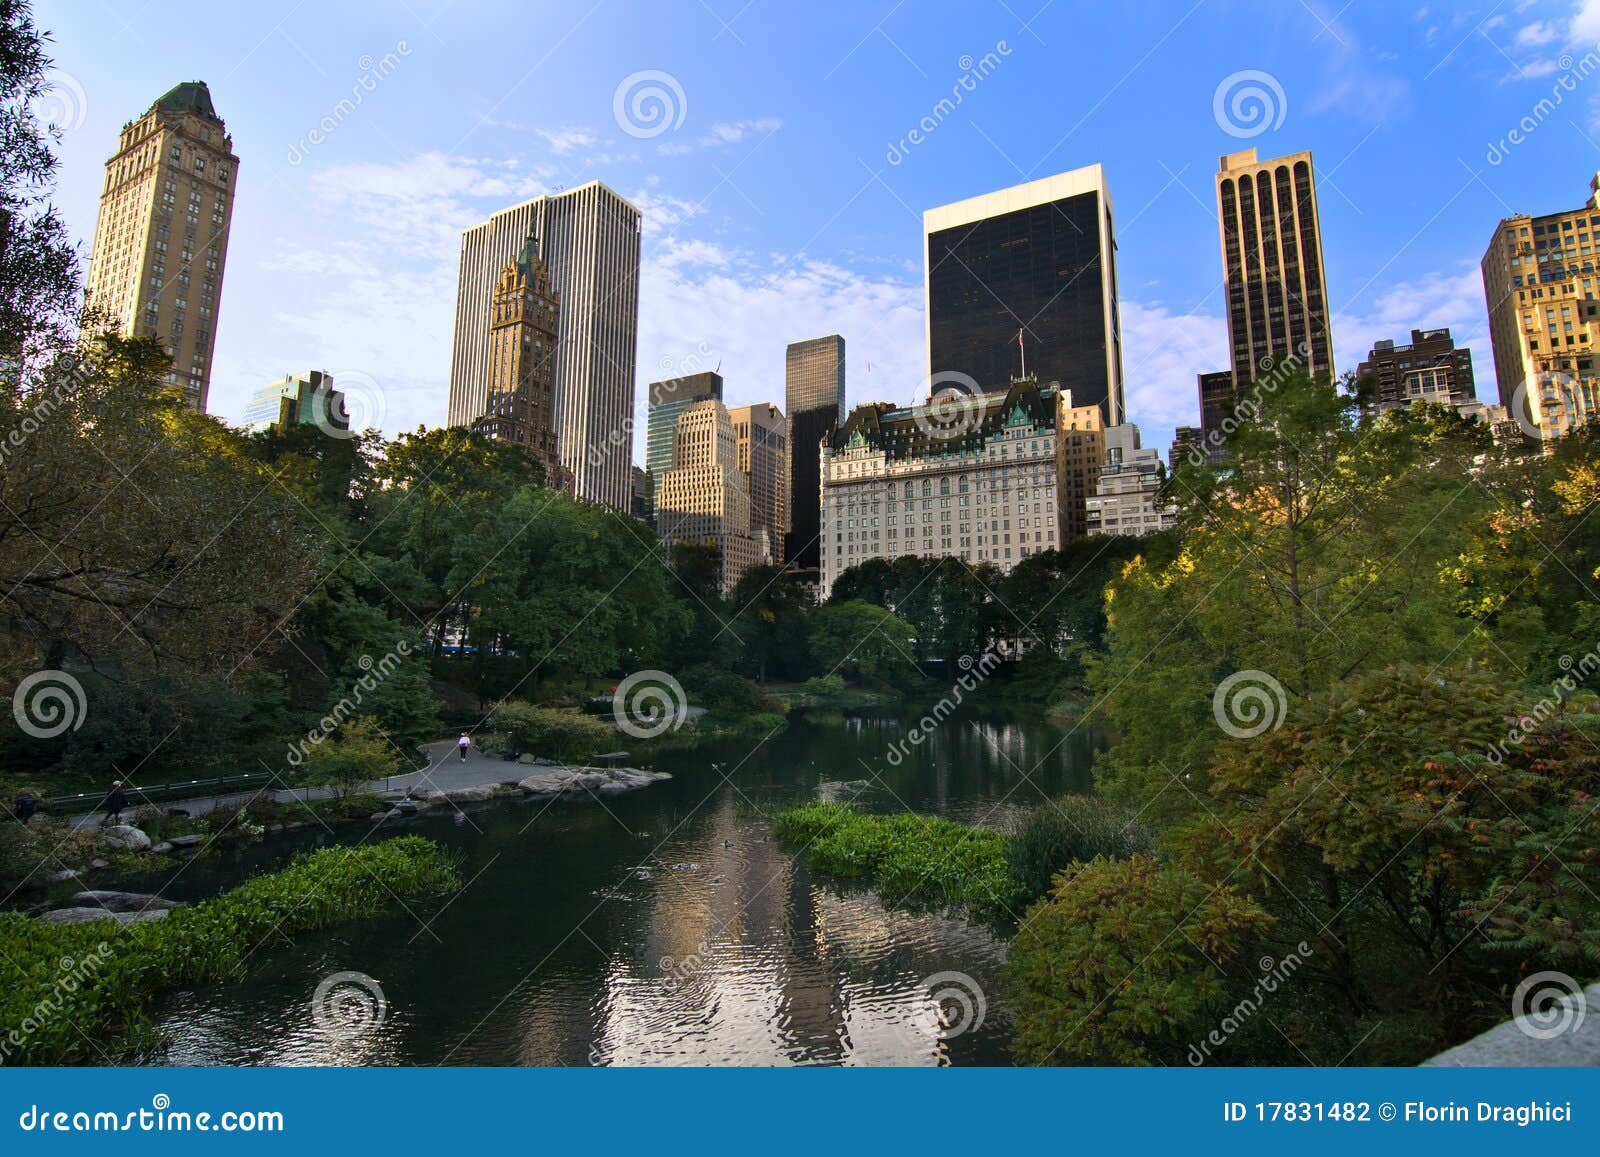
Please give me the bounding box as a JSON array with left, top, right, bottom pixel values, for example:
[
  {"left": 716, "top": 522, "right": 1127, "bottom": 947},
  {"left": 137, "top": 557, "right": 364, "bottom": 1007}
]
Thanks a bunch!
[
  {"left": 922, "top": 971, "right": 986, "bottom": 1038},
  {"left": 913, "top": 370, "right": 984, "bottom": 443},
  {"left": 1512, "top": 971, "right": 1586, "bottom": 1040},
  {"left": 12, "top": 669, "right": 87, "bottom": 739},
  {"left": 612, "top": 669, "right": 688, "bottom": 739},
  {"left": 31, "top": 69, "right": 88, "bottom": 134},
  {"left": 311, "top": 970, "right": 387, "bottom": 1038},
  {"left": 1507, "top": 373, "right": 1570, "bottom": 443},
  {"left": 1211, "top": 669, "right": 1287, "bottom": 739},
  {"left": 1213, "top": 70, "right": 1287, "bottom": 139},
  {"left": 613, "top": 70, "right": 687, "bottom": 139},
  {"left": 317, "top": 370, "right": 385, "bottom": 439}
]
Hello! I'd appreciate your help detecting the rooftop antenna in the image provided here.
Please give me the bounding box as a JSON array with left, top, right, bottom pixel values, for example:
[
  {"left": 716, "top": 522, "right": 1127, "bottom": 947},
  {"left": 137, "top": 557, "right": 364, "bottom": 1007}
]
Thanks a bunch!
[{"left": 1017, "top": 328, "right": 1027, "bottom": 380}]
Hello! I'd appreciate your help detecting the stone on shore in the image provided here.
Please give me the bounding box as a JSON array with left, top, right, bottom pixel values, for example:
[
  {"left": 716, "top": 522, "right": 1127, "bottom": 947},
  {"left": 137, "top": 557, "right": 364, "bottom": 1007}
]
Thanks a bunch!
[
  {"left": 167, "top": 834, "right": 204, "bottom": 849},
  {"left": 69, "top": 890, "right": 184, "bottom": 913},
  {"left": 98, "top": 825, "right": 151, "bottom": 852},
  {"left": 39, "top": 906, "right": 170, "bottom": 925},
  {"left": 517, "top": 766, "right": 670, "bottom": 798}
]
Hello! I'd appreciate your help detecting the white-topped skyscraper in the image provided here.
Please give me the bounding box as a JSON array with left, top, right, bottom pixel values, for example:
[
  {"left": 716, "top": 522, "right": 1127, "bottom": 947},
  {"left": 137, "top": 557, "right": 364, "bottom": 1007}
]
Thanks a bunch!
[
  {"left": 448, "top": 182, "right": 641, "bottom": 509},
  {"left": 923, "top": 166, "right": 1125, "bottom": 426}
]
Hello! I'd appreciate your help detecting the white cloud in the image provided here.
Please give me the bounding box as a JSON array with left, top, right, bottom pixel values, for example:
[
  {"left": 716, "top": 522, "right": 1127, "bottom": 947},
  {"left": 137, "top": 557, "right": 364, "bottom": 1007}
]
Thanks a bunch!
[
  {"left": 537, "top": 126, "right": 598, "bottom": 155},
  {"left": 1333, "top": 265, "right": 1493, "bottom": 396},
  {"left": 700, "top": 118, "right": 782, "bottom": 146}
]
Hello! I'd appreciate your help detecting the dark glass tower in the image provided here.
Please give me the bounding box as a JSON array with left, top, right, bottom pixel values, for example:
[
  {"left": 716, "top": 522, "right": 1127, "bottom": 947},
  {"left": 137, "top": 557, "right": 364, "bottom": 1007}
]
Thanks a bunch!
[
  {"left": 924, "top": 166, "right": 1124, "bottom": 424},
  {"left": 784, "top": 335, "right": 845, "bottom": 572}
]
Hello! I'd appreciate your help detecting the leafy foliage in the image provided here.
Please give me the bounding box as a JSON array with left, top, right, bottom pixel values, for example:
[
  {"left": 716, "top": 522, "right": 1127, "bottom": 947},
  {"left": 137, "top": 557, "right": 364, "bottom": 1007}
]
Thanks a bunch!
[
  {"left": 490, "top": 700, "right": 615, "bottom": 762},
  {"left": 1007, "top": 793, "right": 1151, "bottom": 904}
]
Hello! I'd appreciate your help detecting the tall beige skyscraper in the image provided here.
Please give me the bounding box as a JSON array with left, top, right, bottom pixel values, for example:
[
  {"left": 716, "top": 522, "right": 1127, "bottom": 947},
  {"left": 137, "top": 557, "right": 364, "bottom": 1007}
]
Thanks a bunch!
[
  {"left": 474, "top": 228, "right": 562, "bottom": 483},
  {"left": 448, "top": 182, "right": 641, "bottom": 510},
  {"left": 728, "top": 402, "right": 788, "bottom": 565},
  {"left": 84, "top": 82, "right": 238, "bottom": 411},
  {"left": 1215, "top": 147, "right": 1333, "bottom": 388},
  {"left": 655, "top": 399, "right": 769, "bottom": 592}
]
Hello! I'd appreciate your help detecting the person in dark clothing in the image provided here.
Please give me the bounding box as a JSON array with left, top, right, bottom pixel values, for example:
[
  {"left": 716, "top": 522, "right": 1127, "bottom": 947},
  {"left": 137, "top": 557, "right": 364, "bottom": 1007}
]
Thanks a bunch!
[
  {"left": 103, "top": 781, "right": 129, "bottom": 826},
  {"left": 13, "top": 793, "right": 38, "bottom": 825}
]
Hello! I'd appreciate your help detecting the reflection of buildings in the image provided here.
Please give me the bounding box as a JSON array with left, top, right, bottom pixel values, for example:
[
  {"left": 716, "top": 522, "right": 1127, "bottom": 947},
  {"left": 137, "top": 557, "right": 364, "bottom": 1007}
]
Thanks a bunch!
[
  {"left": 820, "top": 378, "right": 1062, "bottom": 595},
  {"left": 924, "top": 166, "right": 1125, "bottom": 426},
  {"left": 785, "top": 336, "right": 846, "bottom": 573},
  {"left": 448, "top": 183, "right": 640, "bottom": 509},
  {"left": 242, "top": 369, "right": 345, "bottom": 434},
  {"left": 1481, "top": 178, "right": 1600, "bottom": 440},
  {"left": 84, "top": 81, "right": 238, "bottom": 411}
]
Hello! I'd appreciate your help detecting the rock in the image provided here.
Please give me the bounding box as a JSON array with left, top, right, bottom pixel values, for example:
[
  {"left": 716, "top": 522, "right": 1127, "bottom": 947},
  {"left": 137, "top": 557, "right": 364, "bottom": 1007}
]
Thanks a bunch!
[
  {"left": 167, "top": 834, "right": 204, "bottom": 849},
  {"left": 394, "top": 800, "right": 420, "bottom": 815},
  {"left": 99, "top": 825, "right": 151, "bottom": 852},
  {"left": 414, "top": 785, "right": 497, "bottom": 804},
  {"left": 69, "top": 890, "right": 184, "bottom": 912},
  {"left": 149, "top": 842, "right": 173, "bottom": 855},
  {"left": 368, "top": 812, "right": 392, "bottom": 823},
  {"left": 39, "top": 906, "right": 170, "bottom": 925},
  {"left": 89, "top": 858, "right": 108, "bottom": 870},
  {"left": 45, "top": 868, "right": 80, "bottom": 882}
]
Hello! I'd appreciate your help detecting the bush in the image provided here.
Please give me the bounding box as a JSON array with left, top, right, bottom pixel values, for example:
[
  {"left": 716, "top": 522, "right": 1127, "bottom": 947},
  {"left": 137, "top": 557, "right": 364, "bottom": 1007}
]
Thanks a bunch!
[
  {"left": 773, "top": 802, "right": 1020, "bottom": 920},
  {"left": 294, "top": 717, "right": 403, "bottom": 795},
  {"left": 1008, "top": 794, "right": 1151, "bottom": 903},
  {"left": 491, "top": 700, "right": 614, "bottom": 762},
  {"left": 0, "top": 836, "right": 459, "bottom": 1064},
  {"left": 1006, "top": 855, "right": 1271, "bottom": 1065}
]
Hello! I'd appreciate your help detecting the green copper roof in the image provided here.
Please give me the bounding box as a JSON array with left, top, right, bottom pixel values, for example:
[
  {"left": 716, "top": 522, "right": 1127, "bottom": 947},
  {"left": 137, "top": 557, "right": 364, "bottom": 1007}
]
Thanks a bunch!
[
  {"left": 152, "top": 81, "right": 219, "bottom": 120},
  {"left": 515, "top": 227, "right": 541, "bottom": 282}
]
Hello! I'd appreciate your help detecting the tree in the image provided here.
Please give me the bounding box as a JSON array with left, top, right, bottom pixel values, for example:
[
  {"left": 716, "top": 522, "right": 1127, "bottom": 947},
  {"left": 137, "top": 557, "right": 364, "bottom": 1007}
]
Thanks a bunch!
[
  {"left": 295, "top": 717, "right": 402, "bottom": 796},
  {"left": 727, "top": 564, "right": 812, "bottom": 682},
  {"left": 807, "top": 600, "right": 916, "bottom": 679}
]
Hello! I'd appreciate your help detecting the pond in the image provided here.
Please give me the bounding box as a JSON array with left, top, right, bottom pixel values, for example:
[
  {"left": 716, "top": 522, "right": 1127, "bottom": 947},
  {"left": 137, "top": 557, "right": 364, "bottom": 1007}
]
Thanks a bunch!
[{"left": 144, "top": 706, "right": 1099, "bottom": 1067}]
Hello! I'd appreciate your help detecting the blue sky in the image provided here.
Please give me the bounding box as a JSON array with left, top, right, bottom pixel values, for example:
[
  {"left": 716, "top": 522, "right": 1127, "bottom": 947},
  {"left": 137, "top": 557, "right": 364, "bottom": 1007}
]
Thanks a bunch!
[{"left": 33, "top": 0, "right": 1600, "bottom": 462}]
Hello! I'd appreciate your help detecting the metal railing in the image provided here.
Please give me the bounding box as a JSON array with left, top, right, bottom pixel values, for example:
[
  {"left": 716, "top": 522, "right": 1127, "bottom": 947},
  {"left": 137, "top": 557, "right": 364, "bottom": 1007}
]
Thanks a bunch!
[{"left": 42, "top": 770, "right": 285, "bottom": 812}]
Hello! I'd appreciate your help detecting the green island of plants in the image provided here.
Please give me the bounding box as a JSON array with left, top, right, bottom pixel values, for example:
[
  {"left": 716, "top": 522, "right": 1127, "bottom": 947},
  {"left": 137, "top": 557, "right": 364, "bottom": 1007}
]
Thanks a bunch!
[{"left": 0, "top": 836, "right": 459, "bottom": 1065}]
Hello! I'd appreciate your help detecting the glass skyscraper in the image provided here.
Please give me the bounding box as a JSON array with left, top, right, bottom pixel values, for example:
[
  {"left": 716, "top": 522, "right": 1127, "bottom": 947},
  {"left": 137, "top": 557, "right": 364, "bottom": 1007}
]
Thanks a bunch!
[{"left": 784, "top": 335, "right": 845, "bottom": 572}]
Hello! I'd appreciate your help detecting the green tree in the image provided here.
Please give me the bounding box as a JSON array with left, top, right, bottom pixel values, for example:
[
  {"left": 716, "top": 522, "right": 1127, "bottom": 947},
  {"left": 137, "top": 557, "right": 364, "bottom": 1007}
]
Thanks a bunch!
[{"left": 807, "top": 600, "right": 916, "bottom": 679}]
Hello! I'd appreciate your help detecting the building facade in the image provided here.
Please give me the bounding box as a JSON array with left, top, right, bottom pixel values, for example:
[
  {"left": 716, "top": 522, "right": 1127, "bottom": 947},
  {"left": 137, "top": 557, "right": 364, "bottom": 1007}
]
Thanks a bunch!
[
  {"left": 728, "top": 402, "right": 788, "bottom": 565},
  {"left": 1056, "top": 389, "right": 1106, "bottom": 542},
  {"left": 784, "top": 335, "right": 846, "bottom": 571},
  {"left": 472, "top": 229, "right": 562, "bottom": 481},
  {"left": 1086, "top": 423, "right": 1176, "bottom": 537},
  {"left": 1481, "top": 177, "right": 1600, "bottom": 440},
  {"left": 655, "top": 399, "right": 770, "bottom": 593},
  {"left": 1197, "top": 370, "right": 1235, "bottom": 461},
  {"left": 646, "top": 371, "right": 724, "bottom": 521},
  {"left": 1215, "top": 148, "right": 1333, "bottom": 390},
  {"left": 84, "top": 81, "right": 238, "bottom": 411},
  {"left": 1355, "top": 327, "right": 1477, "bottom": 415},
  {"left": 447, "top": 182, "right": 641, "bottom": 509},
  {"left": 242, "top": 369, "right": 346, "bottom": 434},
  {"left": 924, "top": 166, "right": 1125, "bottom": 426},
  {"left": 819, "top": 378, "right": 1061, "bottom": 596}
]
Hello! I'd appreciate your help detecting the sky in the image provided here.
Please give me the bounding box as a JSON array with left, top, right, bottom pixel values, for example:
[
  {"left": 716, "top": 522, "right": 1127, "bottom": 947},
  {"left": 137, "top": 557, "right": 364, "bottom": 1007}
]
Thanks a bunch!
[{"left": 30, "top": 0, "right": 1600, "bottom": 463}]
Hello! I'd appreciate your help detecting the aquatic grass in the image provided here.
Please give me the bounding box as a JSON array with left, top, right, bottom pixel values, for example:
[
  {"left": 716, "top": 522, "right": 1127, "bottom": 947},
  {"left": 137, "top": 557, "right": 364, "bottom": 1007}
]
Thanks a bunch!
[
  {"left": 0, "top": 836, "right": 459, "bottom": 1065},
  {"left": 773, "top": 803, "right": 1021, "bottom": 921}
]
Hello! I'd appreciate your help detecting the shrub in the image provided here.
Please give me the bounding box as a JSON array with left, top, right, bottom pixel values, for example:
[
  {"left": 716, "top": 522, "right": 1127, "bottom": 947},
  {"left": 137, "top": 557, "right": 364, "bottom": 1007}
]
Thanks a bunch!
[
  {"left": 1005, "top": 855, "right": 1271, "bottom": 1065},
  {"left": 0, "top": 836, "right": 459, "bottom": 1064},
  {"left": 1008, "top": 794, "right": 1151, "bottom": 903},
  {"left": 295, "top": 717, "right": 403, "bottom": 795},
  {"left": 492, "top": 700, "right": 615, "bottom": 762}
]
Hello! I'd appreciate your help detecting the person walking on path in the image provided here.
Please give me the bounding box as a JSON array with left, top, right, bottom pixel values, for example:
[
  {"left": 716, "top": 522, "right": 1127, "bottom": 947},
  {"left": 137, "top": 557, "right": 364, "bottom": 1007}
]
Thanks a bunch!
[
  {"left": 102, "top": 780, "right": 129, "bottom": 826},
  {"left": 457, "top": 733, "right": 472, "bottom": 763}
]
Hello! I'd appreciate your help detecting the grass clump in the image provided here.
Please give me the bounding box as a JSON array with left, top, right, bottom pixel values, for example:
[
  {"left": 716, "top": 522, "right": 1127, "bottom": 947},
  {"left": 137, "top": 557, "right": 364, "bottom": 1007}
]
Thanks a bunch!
[
  {"left": 1007, "top": 793, "right": 1151, "bottom": 904},
  {"left": 0, "top": 835, "right": 459, "bottom": 1065}
]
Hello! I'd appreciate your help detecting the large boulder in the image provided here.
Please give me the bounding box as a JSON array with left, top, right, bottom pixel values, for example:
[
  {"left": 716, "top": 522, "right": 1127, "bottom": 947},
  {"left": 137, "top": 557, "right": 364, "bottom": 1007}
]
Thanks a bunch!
[
  {"left": 39, "top": 906, "right": 170, "bottom": 925},
  {"left": 414, "top": 785, "right": 499, "bottom": 804},
  {"left": 98, "top": 825, "right": 151, "bottom": 852},
  {"left": 69, "top": 890, "right": 183, "bottom": 913}
]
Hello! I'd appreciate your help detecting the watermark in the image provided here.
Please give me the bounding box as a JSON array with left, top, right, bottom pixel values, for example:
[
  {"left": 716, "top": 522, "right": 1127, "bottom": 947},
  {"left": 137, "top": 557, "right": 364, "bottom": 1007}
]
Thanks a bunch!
[
  {"left": 885, "top": 42, "right": 1012, "bottom": 165},
  {"left": 1211, "top": 669, "right": 1287, "bottom": 739},
  {"left": 586, "top": 416, "right": 633, "bottom": 470},
  {"left": 311, "top": 970, "right": 387, "bottom": 1038},
  {"left": 286, "top": 641, "right": 413, "bottom": 766},
  {"left": 912, "top": 370, "right": 984, "bottom": 443},
  {"left": 1487, "top": 642, "right": 1600, "bottom": 764},
  {"left": 1184, "top": 341, "right": 1314, "bottom": 469},
  {"left": 885, "top": 647, "right": 1004, "bottom": 766},
  {"left": 317, "top": 369, "right": 385, "bottom": 439},
  {"left": 660, "top": 940, "right": 713, "bottom": 986},
  {"left": 287, "top": 43, "right": 412, "bottom": 165},
  {"left": 0, "top": 354, "right": 95, "bottom": 471},
  {"left": 612, "top": 669, "right": 688, "bottom": 739},
  {"left": 613, "top": 70, "right": 687, "bottom": 139},
  {"left": 30, "top": 68, "right": 88, "bottom": 135},
  {"left": 16, "top": 1095, "right": 283, "bottom": 1133},
  {"left": 0, "top": 943, "right": 114, "bottom": 1064},
  {"left": 11, "top": 669, "right": 87, "bottom": 740},
  {"left": 1507, "top": 371, "right": 1575, "bottom": 444},
  {"left": 1188, "top": 942, "right": 1313, "bottom": 1065},
  {"left": 1213, "top": 70, "right": 1287, "bottom": 139},
  {"left": 922, "top": 971, "right": 986, "bottom": 1038},
  {"left": 1486, "top": 44, "right": 1600, "bottom": 165},
  {"left": 1512, "top": 970, "right": 1586, "bottom": 1040}
]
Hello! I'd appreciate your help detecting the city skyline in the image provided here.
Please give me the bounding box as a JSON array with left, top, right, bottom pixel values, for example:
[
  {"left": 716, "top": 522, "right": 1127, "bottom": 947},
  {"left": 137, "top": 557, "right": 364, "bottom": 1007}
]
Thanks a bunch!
[{"left": 37, "top": 1, "right": 1600, "bottom": 464}]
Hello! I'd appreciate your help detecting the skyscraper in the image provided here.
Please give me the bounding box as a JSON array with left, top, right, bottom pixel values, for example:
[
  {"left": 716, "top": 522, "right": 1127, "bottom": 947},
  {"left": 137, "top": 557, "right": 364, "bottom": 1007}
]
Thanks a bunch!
[
  {"left": 924, "top": 166, "right": 1124, "bottom": 424},
  {"left": 448, "top": 182, "right": 641, "bottom": 509},
  {"left": 84, "top": 81, "right": 238, "bottom": 411},
  {"left": 655, "top": 399, "right": 770, "bottom": 593},
  {"left": 1197, "top": 370, "right": 1235, "bottom": 461},
  {"left": 784, "top": 335, "right": 845, "bottom": 572},
  {"left": 1056, "top": 389, "right": 1106, "bottom": 542},
  {"left": 646, "top": 371, "right": 723, "bottom": 521},
  {"left": 1481, "top": 178, "right": 1600, "bottom": 440},
  {"left": 1215, "top": 147, "right": 1333, "bottom": 388},
  {"left": 1355, "top": 328, "right": 1477, "bottom": 415},
  {"left": 473, "top": 228, "right": 562, "bottom": 482},
  {"left": 242, "top": 370, "right": 345, "bottom": 434},
  {"left": 729, "top": 402, "right": 788, "bottom": 565}
]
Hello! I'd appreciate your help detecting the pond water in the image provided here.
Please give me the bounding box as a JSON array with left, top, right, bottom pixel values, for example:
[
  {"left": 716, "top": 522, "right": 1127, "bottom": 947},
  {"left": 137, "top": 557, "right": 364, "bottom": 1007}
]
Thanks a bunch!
[{"left": 144, "top": 707, "right": 1098, "bottom": 1067}]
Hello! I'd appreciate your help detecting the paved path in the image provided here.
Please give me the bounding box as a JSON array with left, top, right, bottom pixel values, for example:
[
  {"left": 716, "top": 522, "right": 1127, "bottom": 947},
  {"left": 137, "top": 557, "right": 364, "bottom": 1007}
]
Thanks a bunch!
[{"left": 67, "top": 740, "right": 524, "bottom": 829}]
